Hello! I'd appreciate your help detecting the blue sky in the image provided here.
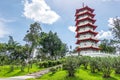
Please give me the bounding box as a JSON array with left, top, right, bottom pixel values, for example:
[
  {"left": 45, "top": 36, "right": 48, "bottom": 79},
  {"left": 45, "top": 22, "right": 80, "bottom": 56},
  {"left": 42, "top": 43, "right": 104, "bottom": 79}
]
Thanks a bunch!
[{"left": 0, "top": 0, "right": 120, "bottom": 49}]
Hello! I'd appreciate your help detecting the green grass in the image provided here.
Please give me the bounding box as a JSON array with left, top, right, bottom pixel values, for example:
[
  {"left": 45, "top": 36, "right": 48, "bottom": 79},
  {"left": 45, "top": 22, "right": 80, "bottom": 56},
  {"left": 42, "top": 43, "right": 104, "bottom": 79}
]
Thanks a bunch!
[
  {"left": 0, "top": 64, "right": 44, "bottom": 77},
  {"left": 27, "top": 66, "right": 120, "bottom": 80}
]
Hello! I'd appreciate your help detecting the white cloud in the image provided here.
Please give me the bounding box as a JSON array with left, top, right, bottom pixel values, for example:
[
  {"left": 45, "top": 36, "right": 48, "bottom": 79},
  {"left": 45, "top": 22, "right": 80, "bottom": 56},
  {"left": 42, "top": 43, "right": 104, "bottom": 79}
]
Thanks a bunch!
[
  {"left": 96, "top": 30, "right": 112, "bottom": 39},
  {"left": 0, "top": 21, "right": 9, "bottom": 38},
  {"left": 23, "top": 0, "right": 60, "bottom": 24},
  {"left": 108, "top": 17, "right": 120, "bottom": 28},
  {"left": 108, "top": 18, "right": 114, "bottom": 28},
  {"left": 68, "top": 26, "right": 76, "bottom": 33}
]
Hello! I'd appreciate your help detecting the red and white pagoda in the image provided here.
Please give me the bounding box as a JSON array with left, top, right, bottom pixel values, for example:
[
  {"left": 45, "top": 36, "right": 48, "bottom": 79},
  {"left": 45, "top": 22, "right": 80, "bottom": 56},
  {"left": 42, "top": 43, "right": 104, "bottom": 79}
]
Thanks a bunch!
[{"left": 75, "top": 5, "right": 100, "bottom": 54}]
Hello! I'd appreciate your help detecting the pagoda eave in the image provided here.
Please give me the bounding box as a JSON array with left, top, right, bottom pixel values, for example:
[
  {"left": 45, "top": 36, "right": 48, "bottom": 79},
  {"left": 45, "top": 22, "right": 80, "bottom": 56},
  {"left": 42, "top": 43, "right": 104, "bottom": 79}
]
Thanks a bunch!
[
  {"left": 76, "top": 6, "right": 94, "bottom": 14},
  {"left": 75, "top": 30, "right": 98, "bottom": 38},
  {"left": 75, "top": 13, "right": 95, "bottom": 20},
  {"left": 75, "top": 17, "right": 96, "bottom": 26},
  {"left": 77, "top": 46, "right": 100, "bottom": 51},
  {"left": 76, "top": 38, "right": 99, "bottom": 44},
  {"left": 75, "top": 23, "right": 97, "bottom": 31}
]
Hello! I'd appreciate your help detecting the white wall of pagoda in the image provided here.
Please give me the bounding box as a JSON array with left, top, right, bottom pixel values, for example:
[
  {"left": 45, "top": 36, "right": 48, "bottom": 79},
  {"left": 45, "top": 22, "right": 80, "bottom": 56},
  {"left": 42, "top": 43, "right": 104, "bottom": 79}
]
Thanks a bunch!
[
  {"left": 78, "top": 21, "right": 93, "bottom": 26},
  {"left": 78, "top": 27, "right": 93, "bottom": 32},
  {"left": 78, "top": 34, "right": 95, "bottom": 39},
  {"left": 79, "top": 49, "right": 98, "bottom": 54},
  {"left": 78, "top": 41, "right": 98, "bottom": 48}
]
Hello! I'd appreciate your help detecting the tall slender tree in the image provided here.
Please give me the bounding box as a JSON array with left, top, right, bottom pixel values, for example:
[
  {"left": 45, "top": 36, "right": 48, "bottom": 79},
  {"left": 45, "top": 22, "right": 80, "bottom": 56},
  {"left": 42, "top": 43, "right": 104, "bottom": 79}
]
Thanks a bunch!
[
  {"left": 23, "top": 22, "right": 42, "bottom": 71},
  {"left": 110, "top": 17, "right": 120, "bottom": 54}
]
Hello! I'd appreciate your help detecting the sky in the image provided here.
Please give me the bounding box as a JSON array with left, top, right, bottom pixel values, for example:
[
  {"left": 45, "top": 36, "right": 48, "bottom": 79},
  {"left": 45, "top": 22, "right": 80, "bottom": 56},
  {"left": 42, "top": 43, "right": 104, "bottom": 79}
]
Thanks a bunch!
[{"left": 0, "top": 0, "right": 120, "bottom": 50}]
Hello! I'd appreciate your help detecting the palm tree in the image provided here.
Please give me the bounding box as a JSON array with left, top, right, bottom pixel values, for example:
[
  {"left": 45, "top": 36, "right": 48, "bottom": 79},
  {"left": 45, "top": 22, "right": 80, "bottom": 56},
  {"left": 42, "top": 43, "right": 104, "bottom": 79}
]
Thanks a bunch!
[{"left": 7, "top": 36, "right": 20, "bottom": 71}]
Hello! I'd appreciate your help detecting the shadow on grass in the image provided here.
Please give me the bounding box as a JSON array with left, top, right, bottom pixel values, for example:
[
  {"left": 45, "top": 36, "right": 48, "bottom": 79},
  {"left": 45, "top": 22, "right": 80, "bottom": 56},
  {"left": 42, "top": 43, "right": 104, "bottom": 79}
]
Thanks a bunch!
[
  {"left": 64, "top": 76, "right": 83, "bottom": 80},
  {"left": 102, "top": 77, "right": 117, "bottom": 80},
  {"left": 4, "top": 70, "right": 13, "bottom": 76},
  {"left": 48, "top": 72, "right": 83, "bottom": 80},
  {"left": 4, "top": 70, "right": 25, "bottom": 77},
  {"left": 88, "top": 71, "right": 102, "bottom": 77},
  {"left": 48, "top": 73, "right": 55, "bottom": 76}
]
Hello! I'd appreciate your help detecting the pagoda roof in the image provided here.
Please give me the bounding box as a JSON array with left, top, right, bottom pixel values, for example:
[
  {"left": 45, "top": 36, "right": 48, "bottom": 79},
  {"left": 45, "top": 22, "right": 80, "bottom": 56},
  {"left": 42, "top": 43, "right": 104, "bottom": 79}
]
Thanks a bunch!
[
  {"left": 75, "top": 12, "right": 95, "bottom": 20},
  {"left": 75, "top": 17, "right": 96, "bottom": 26},
  {"left": 76, "top": 6, "right": 94, "bottom": 14},
  {"left": 76, "top": 23, "right": 97, "bottom": 31},
  {"left": 76, "top": 30, "right": 98, "bottom": 38},
  {"left": 76, "top": 38, "right": 99, "bottom": 44},
  {"left": 76, "top": 46, "right": 100, "bottom": 51}
]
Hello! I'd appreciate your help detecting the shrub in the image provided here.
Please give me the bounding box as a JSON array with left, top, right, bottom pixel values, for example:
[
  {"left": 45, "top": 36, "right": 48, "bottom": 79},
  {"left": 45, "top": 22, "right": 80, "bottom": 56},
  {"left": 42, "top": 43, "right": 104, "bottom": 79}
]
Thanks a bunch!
[
  {"left": 63, "top": 56, "right": 79, "bottom": 77},
  {"left": 43, "top": 61, "right": 48, "bottom": 68},
  {"left": 39, "top": 62, "right": 43, "bottom": 68},
  {"left": 90, "top": 57, "right": 98, "bottom": 73},
  {"left": 80, "top": 56, "right": 90, "bottom": 69},
  {"left": 48, "top": 60, "right": 53, "bottom": 67},
  {"left": 101, "top": 57, "right": 113, "bottom": 78},
  {"left": 113, "top": 57, "right": 120, "bottom": 74},
  {"left": 50, "top": 67, "right": 57, "bottom": 74}
]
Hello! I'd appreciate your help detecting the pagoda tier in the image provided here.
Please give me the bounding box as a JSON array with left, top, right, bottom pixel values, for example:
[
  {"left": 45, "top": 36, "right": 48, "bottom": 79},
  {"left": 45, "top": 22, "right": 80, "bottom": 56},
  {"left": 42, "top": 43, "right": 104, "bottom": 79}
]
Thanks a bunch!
[
  {"left": 77, "top": 46, "right": 100, "bottom": 51},
  {"left": 76, "top": 23, "right": 97, "bottom": 31},
  {"left": 75, "top": 30, "right": 98, "bottom": 38},
  {"left": 75, "top": 12, "right": 95, "bottom": 20},
  {"left": 75, "top": 17, "right": 96, "bottom": 26},
  {"left": 76, "top": 38, "right": 99, "bottom": 44},
  {"left": 76, "top": 6, "right": 94, "bottom": 14}
]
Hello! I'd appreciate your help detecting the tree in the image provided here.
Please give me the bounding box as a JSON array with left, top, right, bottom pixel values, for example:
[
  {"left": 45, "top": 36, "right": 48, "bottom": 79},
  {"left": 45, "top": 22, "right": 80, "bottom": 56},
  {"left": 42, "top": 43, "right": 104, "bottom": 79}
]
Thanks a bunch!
[
  {"left": 112, "top": 57, "right": 120, "bottom": 74},
  {"left": 110, "top": 17, "right": 120, "bottom": 54},
  {"left": 24, "top": 22, "right": 42, "bottom": 58},
  {"left": 59, "top": 43, "right": 68, "bottom": 58},
  {"left": 99, "top": 39, "right": 115, "bottom": 53},
  {"left": 63, "top": 56, "right": 79, "bottom": 77},
  {"left": 0, "top": 43, "right": 9, "bottom": 65},
  {"left": 7, "top": 36, "right": 20, "bottom": 71},
  {"left": 23, "top": 22, "right": 42, "bottom": 72},
  {"left": 101, "top": 57, "right": 113, "bottom": 78},
  {"left": 110, "top": 17, "right": 120, "bottom": 40},
  {"left": 38, "top": 31, "right": 68, "bottom": 60}
]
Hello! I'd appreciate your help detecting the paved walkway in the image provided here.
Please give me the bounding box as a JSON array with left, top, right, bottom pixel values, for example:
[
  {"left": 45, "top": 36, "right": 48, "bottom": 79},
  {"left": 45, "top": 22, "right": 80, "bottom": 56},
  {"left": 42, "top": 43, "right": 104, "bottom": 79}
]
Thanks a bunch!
[{"left": 0, "top": 65, "right": 61, "bottom": 80}]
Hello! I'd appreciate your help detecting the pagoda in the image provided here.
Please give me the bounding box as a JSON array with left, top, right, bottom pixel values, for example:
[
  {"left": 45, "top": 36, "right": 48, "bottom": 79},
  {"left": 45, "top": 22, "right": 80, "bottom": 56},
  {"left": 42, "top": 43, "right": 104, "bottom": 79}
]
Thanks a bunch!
[{"left": 75, "top": 5, "right": 100, "bottom": 54}]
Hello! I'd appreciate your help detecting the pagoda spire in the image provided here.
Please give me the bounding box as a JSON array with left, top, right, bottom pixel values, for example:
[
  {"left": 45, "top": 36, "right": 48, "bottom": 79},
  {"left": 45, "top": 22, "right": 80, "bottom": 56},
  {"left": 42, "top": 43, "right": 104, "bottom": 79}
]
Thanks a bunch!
[{"left": 82, "top": 2, "right": 85, "bottom": 8}]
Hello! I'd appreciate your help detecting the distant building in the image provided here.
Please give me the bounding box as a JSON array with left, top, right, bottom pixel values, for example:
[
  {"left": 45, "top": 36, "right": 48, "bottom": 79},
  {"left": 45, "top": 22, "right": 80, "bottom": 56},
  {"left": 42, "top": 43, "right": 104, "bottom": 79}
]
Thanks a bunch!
[{"left": 75, "top": 5, "right": 100, "bottom": 55}]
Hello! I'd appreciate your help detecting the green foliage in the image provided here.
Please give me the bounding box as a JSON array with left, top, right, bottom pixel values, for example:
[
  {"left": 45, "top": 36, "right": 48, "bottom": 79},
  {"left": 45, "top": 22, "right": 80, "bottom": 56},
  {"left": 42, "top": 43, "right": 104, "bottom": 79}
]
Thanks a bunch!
[
  {"left": 100, "top": 57, "right": 113, "bottom": 78},
  {"left": 99, "top": 39, "right": 116, "bottom": 53},
  {"left": 39, "top": 60, "right": 62, "bottom": 68},
  {"left": 112, "top": 57, "right": 120, "bottom": 74},
  {"left": 78, "top": 56, "right": 90, "bottom": 69},
  {"left": 50, "top": 67, "right": 57, "bottom": 74},
  {"left": 63, "top": 56, "right": 79, "bottom": 77},
  {"left": 89, "top": 57, "right": 98, "bottom": 73},
  {"left": 38, "top": 31, "right": 68, "bottom": 60},
  {"left": 110, "top": 17, "right": 120, "bottom": 40}
]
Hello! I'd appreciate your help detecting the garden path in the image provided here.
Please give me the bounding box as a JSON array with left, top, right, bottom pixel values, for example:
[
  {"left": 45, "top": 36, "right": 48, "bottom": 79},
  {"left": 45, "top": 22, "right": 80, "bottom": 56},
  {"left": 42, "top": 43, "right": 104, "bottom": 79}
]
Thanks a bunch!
[{"left": 0, "top": 65, "right": 61, "bottom": 80}]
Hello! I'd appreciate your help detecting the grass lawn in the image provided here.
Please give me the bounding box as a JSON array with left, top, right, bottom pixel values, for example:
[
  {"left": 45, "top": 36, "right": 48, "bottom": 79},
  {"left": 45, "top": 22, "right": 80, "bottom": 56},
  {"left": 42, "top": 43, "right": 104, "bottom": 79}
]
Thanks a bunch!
[
  {"left": 0, "top": 64, "right": 44, "bottom": 78},
  {"left": 27, "top": 66, "right": 120, "bottom": 80}
]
